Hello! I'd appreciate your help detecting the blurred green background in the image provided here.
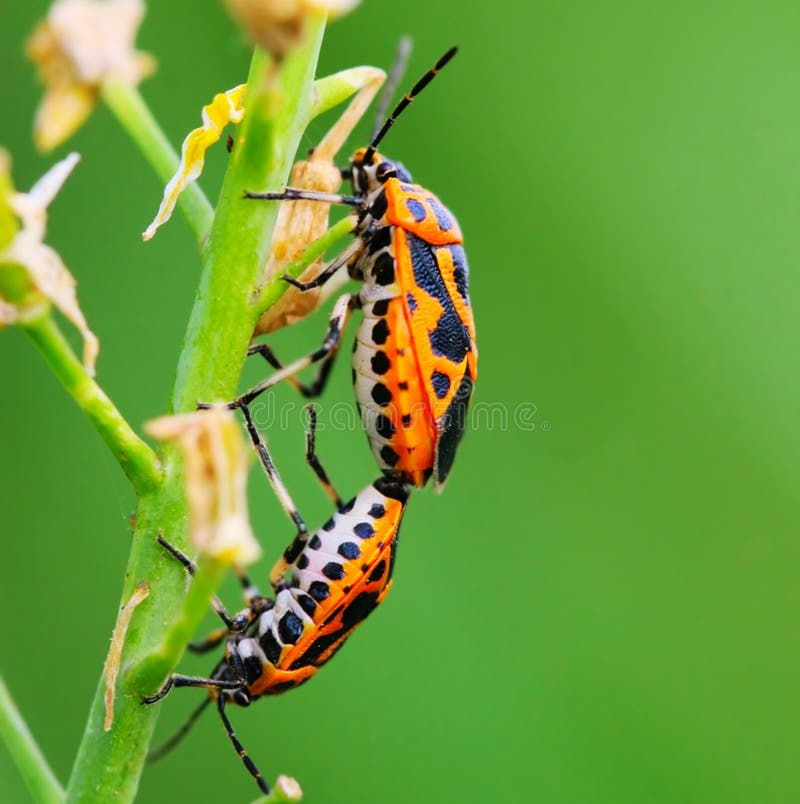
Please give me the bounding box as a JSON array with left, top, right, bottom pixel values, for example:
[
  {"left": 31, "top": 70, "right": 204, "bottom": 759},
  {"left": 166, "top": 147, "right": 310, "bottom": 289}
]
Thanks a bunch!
[{"left": 2, "top": 1, "right": 800, "bottom": 802}]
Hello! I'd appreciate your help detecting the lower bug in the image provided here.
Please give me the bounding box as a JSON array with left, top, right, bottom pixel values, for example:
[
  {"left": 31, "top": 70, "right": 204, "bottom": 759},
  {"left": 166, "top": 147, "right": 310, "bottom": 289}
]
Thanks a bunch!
[{"left": 143, "top": 405, "right": 409, "bottom": 795}]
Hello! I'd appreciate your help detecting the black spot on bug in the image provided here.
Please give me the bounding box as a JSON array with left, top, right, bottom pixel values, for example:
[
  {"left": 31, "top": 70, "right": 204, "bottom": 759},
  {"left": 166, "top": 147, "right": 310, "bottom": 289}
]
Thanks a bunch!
[
  {"left": 308, "top": 581, "right": 330, "bottom": 602},
  {"left": 371, "top": 351, "right": 391, "bottom": 375},
  {"left": 354, "top": 521, "right": 375, "bottom": 539},
  {"left": 406, "top": 291, "right": 418, "bottom": 312},
  {"left": 427, "top": 196, "right": 453, "bottom": 231},
  {"left": 270, "top": 680, "right": 298, "bottom": 693},
  {"left": 380, "top": 445, "right": 400, "bottom": 467},
  {"left": 368, "top": 227, "right": 391, "bottom": 253},
  {"left": 368, "top": 503, "right": 386, "bottom": 519},
  {"left": 432, "top": 371, "right": 451, "bottom": 399},
  {"left": 434, "top": 374, "right": 474, "bottom": 485},
  {"left": 401, "top": 414, "right": 412, "bottom": 427},
  {"left": 322, "top": 561, "right": 345, "bottom": 580},
  {"left": 407, "top": 234, "right": 470, "bottom": 364},
  {"left": 343, "top": 585, "right": 352, "bottom": 593},
  {"left": 309, "top": 534, "right": 322, "bottom": 549},
  {"left": 297, "top": 594, "right": 317, "bottom": 617},
  {"left": 321, "top": 518, "right": 335, "bottom": 532},
  {"left": 278, "top": 611, "right": 304, "bottom": 644},
  {"left": 371, "top": 298, "right": 390, "bottom": 317},
  {"left": 361, "top": 562, "right": 369, "bottom": 572},
  {"left": 371, "top": 383, "right": 392, "bottom": 406},
  {"left": 373, "top": 477, "right": 410, "bottom": 503},
  {"left": 373, "top": 252, "right": 395, "bottom": 286},
  {"left": 398, "top": 381, "right": 409, "bottom": 391},
  {"left": 449, "top": 244, "right": 470, "bottom": 302},
  {"left": 296, "top": 553, "right": 309, "bottom": 570},
  {"left": 405, "top": 198, "right": 427, "bottom": 222},
  {"left": 243, "top": 655, "right": 263, "bottom": 684},
  {"left": 370, "top": 191, "right": 388, "bottom": 219},
  {"left": 289, "top": 629, "right": 347, "bottom": 670},
  {"left": 375, "top": 412, "right": 395, "bottom": 439},
  {"left": 259, "top": 629, "right": 282, "bottom": 664},
  {"left": 338, "top": 541, "right": 360, "bottom": 560},
  {"left": 340, "top": 497, "right": 355, "bottom": 514},
  {"left": 341, "top": 591, "right": 381, "bottom": 628},
  {"left": 372, "top": 319, "right": 390, "bottom": 345},
  {"left": 368, "top": 559, "right": 387, "bottom": 583}
]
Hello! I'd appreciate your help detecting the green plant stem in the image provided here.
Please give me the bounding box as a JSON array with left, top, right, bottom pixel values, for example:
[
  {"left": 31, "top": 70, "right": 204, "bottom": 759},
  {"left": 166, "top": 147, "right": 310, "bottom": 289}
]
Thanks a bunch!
[
  {"left": 64, "top": 18, "right": 328, "bottom": 803},
  {"left": 22, "top": 313, "right": 161, "bottom": 496},
  {"left": 255, "top": 215, "right": 356, "bottom": 315},
  {"left": 101, "top": 79, "right": 215, "bottom": 249},
  {"left": 0, "top": 675, "right": 65, "bottom": 804}
]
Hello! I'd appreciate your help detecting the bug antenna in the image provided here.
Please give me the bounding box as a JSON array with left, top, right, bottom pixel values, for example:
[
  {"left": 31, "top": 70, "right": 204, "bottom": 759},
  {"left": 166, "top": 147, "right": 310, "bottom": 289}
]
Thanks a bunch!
[
  {"left": 363, "top": 45, "right": 458, "bottom": 165},
  {"left": 371, "top": 36, "right": 414, "bottom": 142},
  {"left": 147, "top": 696, "right": 212, "bottom": 764}
]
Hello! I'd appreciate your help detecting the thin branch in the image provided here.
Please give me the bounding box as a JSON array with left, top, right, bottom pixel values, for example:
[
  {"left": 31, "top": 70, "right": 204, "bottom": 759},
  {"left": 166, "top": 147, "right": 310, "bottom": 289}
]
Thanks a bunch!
[
  {"left": 64, "top": 18, "right": 328, "bottom": 803},
  {"left": 0, "top": 674, "right": 65, "bottom": 804},
  {"left": 255, "top": 215, "right": 356, "bottom": 315},
  {"left": 22, "top": 312, "right": 162, "bottom": 496}
]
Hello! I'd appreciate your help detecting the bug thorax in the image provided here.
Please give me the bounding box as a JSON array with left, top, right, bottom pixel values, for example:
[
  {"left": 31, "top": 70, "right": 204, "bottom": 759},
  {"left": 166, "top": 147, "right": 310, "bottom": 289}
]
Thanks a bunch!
[{"left": 349, "top": 147, "right": 413, "bottom": 196}]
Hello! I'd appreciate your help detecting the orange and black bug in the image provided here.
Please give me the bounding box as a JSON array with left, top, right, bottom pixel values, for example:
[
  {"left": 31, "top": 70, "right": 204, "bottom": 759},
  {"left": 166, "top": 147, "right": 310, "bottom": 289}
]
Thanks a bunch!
[
  {"left": 236, "top": 46, "right": 477, "bottom": 491},
  {"left": 143, "top": 405, "right": 408, "bottom": 796}
]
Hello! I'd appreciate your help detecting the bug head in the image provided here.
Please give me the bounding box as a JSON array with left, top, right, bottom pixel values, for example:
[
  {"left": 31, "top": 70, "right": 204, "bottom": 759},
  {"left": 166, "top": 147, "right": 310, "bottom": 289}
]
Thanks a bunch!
[
  {"left": 348, "top": 147, "right": 413, "bottom": 195},
  {"left": 347, "top": 46, "right": 458, "bottom": 197}
]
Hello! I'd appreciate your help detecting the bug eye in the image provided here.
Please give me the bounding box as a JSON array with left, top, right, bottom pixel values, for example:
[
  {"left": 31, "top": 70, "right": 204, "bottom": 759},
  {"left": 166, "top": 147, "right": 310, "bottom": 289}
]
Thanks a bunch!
[{"left": 376, "top": 162, "right": 395, "bottom": 182}]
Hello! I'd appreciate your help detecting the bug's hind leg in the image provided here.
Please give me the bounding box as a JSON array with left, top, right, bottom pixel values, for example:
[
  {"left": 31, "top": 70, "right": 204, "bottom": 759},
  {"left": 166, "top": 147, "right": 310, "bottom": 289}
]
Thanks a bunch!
[
  {"left": 239, "top": 404, "right": 311, "bottom": 590},
  {"left": 248, "top": 342, "right": 338, "bottom": 399},
  {"left": 217, "top": 696, "right": 271, "bottom": 796},
  {"left": 229, "top": 292, "right": 357, "bottom": 409},
  {"left": 303, "top": 404, "right": 343, "bottom": 510}
]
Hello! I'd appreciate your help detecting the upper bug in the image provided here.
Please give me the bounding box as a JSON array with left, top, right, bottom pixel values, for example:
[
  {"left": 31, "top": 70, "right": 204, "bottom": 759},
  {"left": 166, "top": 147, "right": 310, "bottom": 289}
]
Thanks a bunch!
[{"left": 237, "top": 46, "right": 477, "bottom": 491}]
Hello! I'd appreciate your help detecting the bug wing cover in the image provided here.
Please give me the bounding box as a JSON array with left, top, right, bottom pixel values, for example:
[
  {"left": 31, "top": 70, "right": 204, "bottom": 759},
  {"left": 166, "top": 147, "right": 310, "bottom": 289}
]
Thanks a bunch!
[{"left": 395, "top": 227, "right": 477, "bottom": 489}]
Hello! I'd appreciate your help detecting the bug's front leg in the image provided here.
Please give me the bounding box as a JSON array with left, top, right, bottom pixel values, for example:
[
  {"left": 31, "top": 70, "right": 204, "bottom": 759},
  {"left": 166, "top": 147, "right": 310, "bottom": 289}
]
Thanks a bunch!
[{"left": 244, "top": 186, "right": 366, "bottom": 207}]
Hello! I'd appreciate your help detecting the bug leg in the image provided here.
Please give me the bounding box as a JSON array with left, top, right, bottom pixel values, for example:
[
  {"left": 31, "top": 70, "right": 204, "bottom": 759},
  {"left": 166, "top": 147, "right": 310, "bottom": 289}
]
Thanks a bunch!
[
  {"left": 188, "top": 628, "right": 234, "bottom": 654},
  {"left": 233, "top": 292, "right": 356, "bottom": 408},
  {"left": 142, "top": 674, "right": 245, "bottom": 705},
  {"left": 247, "top": 342, "right": 339, "bottom": 400},
  {"left": 154, "top": 535, "right": 243, "bottom": 631},
  {"left": 217, "top": 696, "right": 271, "bottom": 796},
  {"left": 239, "top": 404, "right": 309, "bottom": 591},
  {"left": 303, "top": 404, "right": 343, "bottom": 510},
  {"left": 282, "top": 235, "right": 363, "bottom": 292},
  {"left": 244, "top": 186, "right": 365, "bottom": 208}
]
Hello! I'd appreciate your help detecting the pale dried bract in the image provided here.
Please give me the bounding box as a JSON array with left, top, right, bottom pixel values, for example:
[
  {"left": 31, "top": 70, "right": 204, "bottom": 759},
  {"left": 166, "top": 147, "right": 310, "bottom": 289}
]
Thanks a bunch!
[
  {"left": 27, "top": 0, "right": 155, "bottom": 151},
  {"left": 145, "top": 407, "right": 261, "bottom": 566},
  {"left": 225, "top": 0, "right": 361, "bottom": 58}
]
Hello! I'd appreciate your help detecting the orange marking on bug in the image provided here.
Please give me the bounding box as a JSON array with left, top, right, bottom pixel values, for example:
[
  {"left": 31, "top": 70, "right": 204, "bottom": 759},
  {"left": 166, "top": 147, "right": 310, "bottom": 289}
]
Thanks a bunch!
[
  {"left": 392, "top": 230, "right": 470, "bottom": 424},
  {"left": 384, "top": 179, "right": 462, "bottom": 246},
  {"left": 435, "top": 245, "right": 478, "bottom": 384},
  {"left": 378, "top": 298, "right": 436, "bottom": 485}
]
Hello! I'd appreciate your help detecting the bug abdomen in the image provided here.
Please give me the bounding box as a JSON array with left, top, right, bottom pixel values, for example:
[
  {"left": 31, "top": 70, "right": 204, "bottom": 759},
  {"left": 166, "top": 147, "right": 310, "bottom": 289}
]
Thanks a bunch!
[{"left": 354, "top": 299, "right": 436, "bottom": 486}]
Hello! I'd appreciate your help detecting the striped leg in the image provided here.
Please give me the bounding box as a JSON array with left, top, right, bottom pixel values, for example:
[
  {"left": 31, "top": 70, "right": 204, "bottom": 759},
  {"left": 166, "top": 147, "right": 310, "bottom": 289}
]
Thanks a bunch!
[
  {"left": 217, "top": 696, "right": 271, "bottom": 796},
  {"left": 232, "top": 292, "right": 357, "bottom": 408},
  {"left": 239, "top": 404, "right": 309, "bottom": 590}
]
